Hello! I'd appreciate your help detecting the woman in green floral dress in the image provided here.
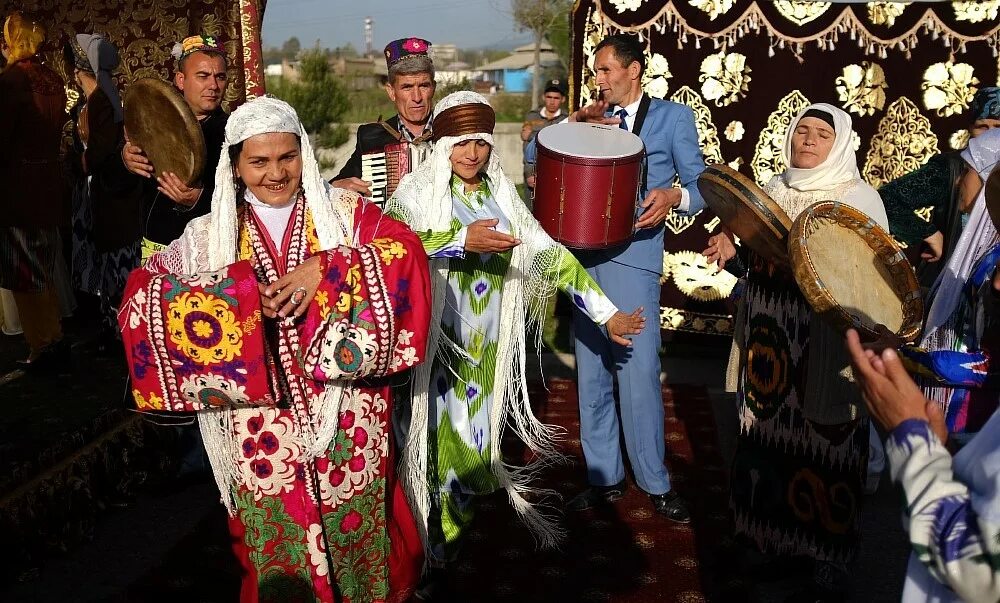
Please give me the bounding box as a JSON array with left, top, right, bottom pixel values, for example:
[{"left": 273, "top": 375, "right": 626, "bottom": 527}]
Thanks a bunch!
[{"left": 386, "top": 91, "right": 644, "bottom": 568}]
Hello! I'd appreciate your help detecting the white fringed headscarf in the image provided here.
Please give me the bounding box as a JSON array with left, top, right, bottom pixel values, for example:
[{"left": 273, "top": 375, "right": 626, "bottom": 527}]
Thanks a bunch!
[
  {"left": 387, "top": 91, "right": 567, "bottom": 552},
  {"left": 193, "top": 96, "right": 354, "bottom": 513},
  {"left": 768, "top": 103, "right": 887, "bottom": 228},
  {"left": 921, "top": 129, "right": 1000, "bottom": 386}
]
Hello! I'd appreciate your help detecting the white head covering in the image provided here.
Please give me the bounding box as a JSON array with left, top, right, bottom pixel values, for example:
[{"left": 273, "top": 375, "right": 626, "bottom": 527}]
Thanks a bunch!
[
  {"left": 388, "top": 90, "right": 566, "bottom": 551},
  {"left": 782, "top": 102, "right": 859, "bottom": 193},
  {"left": 922, "top": 128, "right": 1000, "bottom": 350},
  {"left": 197, "top": 97, "right": 354, "bottom": 512},
  {"left": 767, "top": 102, "right": 888, "bottom": 228},
  {"left": 75, "top": 33, "right": 123, "bottom": 123},
  {"left": 207, "top": 96, "right": 344, "bottom": 271}
]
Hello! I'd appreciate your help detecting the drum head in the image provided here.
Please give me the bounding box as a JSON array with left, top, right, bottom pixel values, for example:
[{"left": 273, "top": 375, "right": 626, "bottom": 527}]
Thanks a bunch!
[
  {"left": 536, "top": 122, "right": 644, "bottom": 159},
  {"left": 124, "top": 78, "right": 206, "bottom": 186},
  {"left": 789, "top": 201, "right": 923, "bottom": 341},
  {"left": 698, "top": 164, "right": 793, "bottom": 267},
  {"left": 986, "top": 164, "right": 1000, "bottom": 231}
]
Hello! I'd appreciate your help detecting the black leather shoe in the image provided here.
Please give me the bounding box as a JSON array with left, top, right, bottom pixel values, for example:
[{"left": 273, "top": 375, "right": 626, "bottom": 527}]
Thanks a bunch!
[
  {"left": 567, "top": 480, "right": 626, "bottom": 511},
  {"left": 650, "top": 490, "right": 691, "bottom": 523}
]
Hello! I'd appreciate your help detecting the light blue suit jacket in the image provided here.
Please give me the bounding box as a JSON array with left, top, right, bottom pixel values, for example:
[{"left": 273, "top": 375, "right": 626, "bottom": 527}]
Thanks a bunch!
[{"left": 526, "top": 96, "right": 706, "bottom": 273}]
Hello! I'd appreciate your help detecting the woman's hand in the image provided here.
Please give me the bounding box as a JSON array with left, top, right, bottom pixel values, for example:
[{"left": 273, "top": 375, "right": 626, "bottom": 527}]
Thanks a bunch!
[
  {"left": 703, "top": 231, "right": 737, "bottom": 270},
  {"left": 465, "top": 218, "right": 520, "bottom": 254},
  {"left": 845, "top": 329, "right": 947, "bottom": 443},
  {"left": 605, "top": 307, "right": 645, "bottom": 347},
  {"left": 264, "top": 255, "right": 324, "bottom": 319},
  {"left": 921, "top": 230, "right": 944, "bottom": 263}
]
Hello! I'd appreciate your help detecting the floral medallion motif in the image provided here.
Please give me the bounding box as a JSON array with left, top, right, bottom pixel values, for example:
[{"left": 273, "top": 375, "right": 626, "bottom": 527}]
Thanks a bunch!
[
  {"left": 579, "top": 7, "right": 606, "bottom": 106},
  {"left": 836, "top": 62, "right": 888, "bottom": 117},
  {"left": 166, "top": 291, "right": 244, "bottom": 365},
  {"left": 315, "top": 390, "right": 388, "bottom": 506},
  {"left": 953, "top": 0, "right": 999, "bottom": 23},
  {"left": 609, "top": 0, "right": 645, "bottom": 12},
  {"left": 689, "top": 0, "right": 735, "bottom": 21},
  {"left": 863, "top": 97, "right": 938, "bottom": 189},
  {"left": 642, "top": 52, "right": 673, "bottom": 99},
  {"left": 699, "top": 51, "right": 751, "bottom": 107},
  {"left": 725, "top": 120, "right": 744, "bottom": 142},
  {"left": 180, "top": 373, "right": 251, "bottom": 407},
  {"left": 923, "top": 60, "right": 979, "bottom": 117},
  {"left": 752, "top": 90, "right": 811, "bottom": 186},
  {"left": 235, "top": 410, "right": 301, "bottom": 499},
  {"left": 868, "top": 2, "right": 909, "bottom": 27},
  {"left": 950, "top": 129, "right": 971, "bottom": 150},
  {"left": 665, "top": 251, "right": 737, "bottom": 302},
  {"left": 773, "top": 1, "right": 831, "bottom": 25}
]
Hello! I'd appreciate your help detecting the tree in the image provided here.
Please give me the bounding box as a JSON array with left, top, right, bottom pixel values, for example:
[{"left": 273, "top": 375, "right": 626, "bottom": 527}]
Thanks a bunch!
[
  {"left": 270, "top": 49, "right": 347, "bottom": 135},
  {"left": 281, "top": 36, "right": 301, "bottom": 58},
  {"left": 512, "top": 0, "right": 571, "bottom": 105}
]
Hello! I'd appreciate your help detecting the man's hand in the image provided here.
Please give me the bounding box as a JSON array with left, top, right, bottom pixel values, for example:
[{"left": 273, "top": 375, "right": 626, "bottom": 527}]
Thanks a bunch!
[
  {"left": 921, "top": 230, "right": 944, "bottom": 263},
  {"left": 520, "top": 122, "right": 534, "bottom": 142},
  {"left": 465, "top": 218, "right": 520, "bottom": 254},
  {"left": 122, "top": 131, "right": 154, "bottom": 178},
  {"left": 605, "top": 307, "right": 645, "bottom": 347},
  {"left": 157, "top": 172, "right": 203, "bottom": 208},
  {"left": 264, "top": 255, "right": 323, "bottom": 319},
  {"left": 331, "top": 177, "right": 372, "bottom": 197},
  {"left": 569, "top": 99, "right": 620, "bottom": 126},
  {"left": 635, "top": 188, "right": 681, "bottom": 229},
  {"left": 862, "top": 324, "right": 905, "bottom": 355},
  {"left": 702, "top": 230, "right": 737, "bottom": 270},
  {"left": 845, "top": 329, "right": 947, "bottom": 443}
]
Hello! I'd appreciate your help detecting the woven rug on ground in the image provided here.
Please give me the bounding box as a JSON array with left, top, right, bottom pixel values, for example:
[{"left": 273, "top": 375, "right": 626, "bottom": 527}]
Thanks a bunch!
[{"left": 122, "top": 378, "right": 733, "bottom": 602}]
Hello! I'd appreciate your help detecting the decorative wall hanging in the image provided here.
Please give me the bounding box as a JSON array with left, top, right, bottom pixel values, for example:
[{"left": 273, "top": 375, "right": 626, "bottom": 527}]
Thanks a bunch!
[{"left": 571, "top": 0, "right": 1000, "bottom": 339}]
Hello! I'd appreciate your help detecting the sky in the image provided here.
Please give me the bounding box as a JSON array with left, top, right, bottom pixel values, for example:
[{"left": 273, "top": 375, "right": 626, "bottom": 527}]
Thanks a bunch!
[{"left": 262, "top": 0, "right": 530, "bottom": 52}]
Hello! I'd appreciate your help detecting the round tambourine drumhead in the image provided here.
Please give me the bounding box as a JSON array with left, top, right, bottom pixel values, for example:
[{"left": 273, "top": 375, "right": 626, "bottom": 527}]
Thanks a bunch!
[
  {"left": 789, "top": 201, "right": 923, "bottom": 341},
  {"left": 536, "top": 122, "right": 644, "bottom": 160},
  {"left": 697, "top": 164, "right": 793, "bottom": 267},
  {"left": 124, "top": 78, "right": 206, "bottom": 186},
  {"left": 985, "top": 164, "right": 1000, "bottom": 231}
]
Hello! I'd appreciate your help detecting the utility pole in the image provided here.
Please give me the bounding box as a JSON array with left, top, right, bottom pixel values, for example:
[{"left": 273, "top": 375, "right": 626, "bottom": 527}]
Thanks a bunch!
[{"left": 364, "top": 17, "right": 374, "bottom": 59}]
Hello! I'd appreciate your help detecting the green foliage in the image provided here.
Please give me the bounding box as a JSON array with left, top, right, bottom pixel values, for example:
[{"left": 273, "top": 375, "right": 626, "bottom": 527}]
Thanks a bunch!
[
  {"left": 491, "top": 93, "right": 532, "bottom": 122},
  {"left": 437, "top": 78, "right": 474, "bottom": 97},
  {"left": 315, "top": 123, "right": 349, "bottom": 149},
  {"left": 269, "top": 50, "right": 348, "bottom": 134}
]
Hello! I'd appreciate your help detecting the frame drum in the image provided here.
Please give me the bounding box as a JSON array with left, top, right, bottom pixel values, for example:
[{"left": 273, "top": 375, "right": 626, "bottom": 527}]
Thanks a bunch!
[
  {"left": 533, "top": 123, "right": 644, "bottom": 249},
  {"left": 124, "top": 78, "right": 206, "bottom": 187},
  {"left": 789, "top": 201, "right": 923, "bottom": 341},
  {"left": 698, "top": 164, "right": 793, "bottom": 267}
]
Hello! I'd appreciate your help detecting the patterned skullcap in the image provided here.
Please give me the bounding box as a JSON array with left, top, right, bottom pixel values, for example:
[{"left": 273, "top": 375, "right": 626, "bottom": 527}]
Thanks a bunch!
[
  {"left": 972, "top": 86, "right": 1000, "bottom": 121},
  {"left": 383, "top": 37, "right": 432, "bottom": 69},
  {"left": 170, "top": 34, "right": 225, "bottom": 63}
]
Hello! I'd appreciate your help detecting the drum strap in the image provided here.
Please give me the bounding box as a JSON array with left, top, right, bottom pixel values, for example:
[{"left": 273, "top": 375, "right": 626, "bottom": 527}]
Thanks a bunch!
[{"left": 631, "top": 94, "right": 652, "bottom": 195}]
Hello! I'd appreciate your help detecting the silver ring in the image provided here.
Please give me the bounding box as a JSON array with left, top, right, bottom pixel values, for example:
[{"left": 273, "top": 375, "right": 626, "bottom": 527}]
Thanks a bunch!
[{"left": 290, "top": 286, "right": 307, "bottom": 305}]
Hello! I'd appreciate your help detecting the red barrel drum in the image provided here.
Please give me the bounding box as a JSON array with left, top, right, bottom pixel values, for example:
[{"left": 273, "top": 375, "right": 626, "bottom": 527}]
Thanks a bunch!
[{"left": 533, "top": 122, "right": 645, "bottom": 249}]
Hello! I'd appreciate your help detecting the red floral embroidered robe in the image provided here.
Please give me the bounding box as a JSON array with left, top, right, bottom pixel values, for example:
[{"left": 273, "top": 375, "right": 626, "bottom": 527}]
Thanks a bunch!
[{"left": 119, "top": 192, "right": 431, "bottom": 603}]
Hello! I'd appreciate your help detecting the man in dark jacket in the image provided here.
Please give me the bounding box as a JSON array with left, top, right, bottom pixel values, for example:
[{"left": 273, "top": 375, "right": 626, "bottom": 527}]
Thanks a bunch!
[
  {"left": 121, "top": 34, "right": 229, "bottom": 255},
  {"left": 331, "top": 37, "right": 435, "bottom": 199}
]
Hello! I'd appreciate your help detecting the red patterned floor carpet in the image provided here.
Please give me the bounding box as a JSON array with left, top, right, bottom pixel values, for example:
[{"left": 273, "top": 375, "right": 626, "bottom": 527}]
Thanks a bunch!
[{"left": 124, "top": 379, "right": 733, "bottom": 602}]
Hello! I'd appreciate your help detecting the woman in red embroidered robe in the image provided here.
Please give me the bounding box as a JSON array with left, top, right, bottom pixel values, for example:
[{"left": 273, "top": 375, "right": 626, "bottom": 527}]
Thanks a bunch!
[{"left": 119, "top": 97, "right": 431, "bottom": 603}]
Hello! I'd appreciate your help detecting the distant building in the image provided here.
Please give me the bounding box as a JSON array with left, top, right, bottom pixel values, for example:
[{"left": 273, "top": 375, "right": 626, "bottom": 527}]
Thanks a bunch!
[
  {"left": 477, "top": 40, "right": 561, "bottom": 94},
  {"left": 436, "top": 60, "right": 483, "bottom": 86},
  {"left": 431, "top": 43, "right": 458, "bottom": 64},
  {"left": 264, "top": 64, "right": 283, "bottom": 77},
  {"left": 279, "top": 56, "right": 387, "bottom": 90}
]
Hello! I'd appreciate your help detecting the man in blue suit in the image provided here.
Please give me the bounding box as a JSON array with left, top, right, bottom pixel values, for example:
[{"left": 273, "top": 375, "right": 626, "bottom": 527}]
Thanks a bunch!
[{"left": 529, "top": 33, "right": 706, "bottom": 521}]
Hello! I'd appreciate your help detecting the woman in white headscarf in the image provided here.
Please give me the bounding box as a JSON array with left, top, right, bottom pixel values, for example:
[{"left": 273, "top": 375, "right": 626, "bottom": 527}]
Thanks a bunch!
[
  {"left": 386, "top": 91, "right": 644, "bottom": 570},
  {"left": 120, "top": 96, "right": 432, "bottom": 603},
  {"left": 705, "top": 103, "right": 888, "bottom": 599}
]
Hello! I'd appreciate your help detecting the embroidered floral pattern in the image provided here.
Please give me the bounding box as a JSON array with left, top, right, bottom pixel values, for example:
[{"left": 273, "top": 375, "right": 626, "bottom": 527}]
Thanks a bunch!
[
  {"left": 179, "top": 373, "right": 251, "bottom": 407},
  {"left": 836, "top": 62, "right": 888, "bottom": 117},
  {"left": 236, "top": 410, "right": 301, "bottom": 499},
  {"left": 725, "top": 120, "right": 745, "bottom": 142},
  {"left": 923, "top": 60, "right": 980, "bottom": 118},
  {"left": 689, "top": 0, "right": 735, "bottom": 20},
  {"left": 642, "top": 52, "right": 672, "bottom": 99},
  {"left": 699, "top": 51, "right": 751, "bottom": 107},
  {"left": 316, "top": 391, "right": 388, "bottom": 506},
  {"left": 167, "top": 291, "right": 244, "bottom": 365}
]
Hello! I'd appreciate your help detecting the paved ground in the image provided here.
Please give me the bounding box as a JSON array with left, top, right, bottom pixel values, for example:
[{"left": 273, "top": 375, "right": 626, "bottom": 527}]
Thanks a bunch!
[{"left": 0, "top": 315, "right": 908, "bottom": 602}]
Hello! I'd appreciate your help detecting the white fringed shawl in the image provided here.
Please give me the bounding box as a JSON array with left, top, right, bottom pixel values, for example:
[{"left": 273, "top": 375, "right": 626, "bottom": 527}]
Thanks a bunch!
[{"left": 385, "top": 91, "right": 566, "bottom": 552}]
